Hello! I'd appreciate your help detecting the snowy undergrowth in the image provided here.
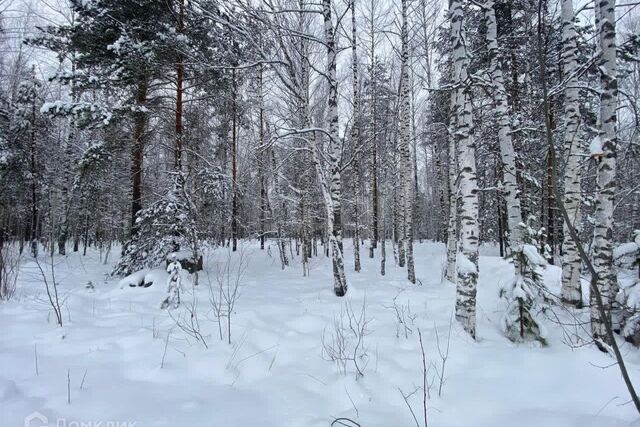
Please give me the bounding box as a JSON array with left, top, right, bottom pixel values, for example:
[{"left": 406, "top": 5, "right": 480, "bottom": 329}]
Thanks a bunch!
[{"left": 0, "top": 241, "right": 638, "bottom": 427}]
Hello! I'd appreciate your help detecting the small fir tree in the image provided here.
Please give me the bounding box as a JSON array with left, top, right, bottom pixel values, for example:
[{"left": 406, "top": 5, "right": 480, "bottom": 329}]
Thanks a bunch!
[{"left": 500, "top": 216, "right": 548, "bottom": 345}]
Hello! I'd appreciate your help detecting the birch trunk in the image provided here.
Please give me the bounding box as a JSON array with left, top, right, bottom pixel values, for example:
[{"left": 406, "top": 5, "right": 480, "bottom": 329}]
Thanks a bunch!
[
  {"left": 399, "top": 0, "right": 415, "bottom": 283},
  {"left": 559, "top": 0, "right": 583, "bottom": 307},
  {"left": 591, "top": 0, "right": 618, "bottom": 344},
  {"left": 231, "top": 68, "right": 239, "bottom": 252},
  {"left": 450, "top": 0, "right": 479, "bottom": 338},
  {"left": 485, "top": 2, "right": 523, "bottom": 258},
  {"left": 258, "top": 63, "right": 267, "bottom": 251},
  {"left": 352, "top": 0, "right": 361, "bottom": 273},
  {"left": 380, "top": 147, "right": 388, "bottom": 276},
  {"left": 323, "top": 0, "right": 347, "bottom": 296},
  {"left": 368, "top": 0, "right": 378, "bottom": 258},
  {"left": 445, "top": 122, "right": 457, "bottom": 283},
  {"left": 298, "top": 1, "right": 313, "bottom": 275},
  {"left": 353, "top": 159, "right": 362, "bottom": 272}
]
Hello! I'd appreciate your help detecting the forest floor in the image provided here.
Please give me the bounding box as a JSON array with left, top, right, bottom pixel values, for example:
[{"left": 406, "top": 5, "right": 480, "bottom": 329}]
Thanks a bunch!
[{"left": 1, "top": 241, "right": 639, "bottom": 427}]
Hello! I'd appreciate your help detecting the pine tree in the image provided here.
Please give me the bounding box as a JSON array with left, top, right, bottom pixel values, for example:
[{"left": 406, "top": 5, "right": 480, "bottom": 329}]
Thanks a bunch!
[{"left": 500, "top": 217, "right": 548, "bottom": 345}]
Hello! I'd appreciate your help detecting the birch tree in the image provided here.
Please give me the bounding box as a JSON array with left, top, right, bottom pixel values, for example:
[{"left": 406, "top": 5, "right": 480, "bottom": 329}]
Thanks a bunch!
[
  {"left": 366, "top": 0, "right": 381, "bottom": 259},
  {"left": 323, "top": 0, "right": 348, "bottom": 296},
  {"left": 591, "top": 0, "right": 619, "bottom": 345},
  {"left": 351, "top": 0, "right": 361, "bottom": 273},
  {"left": 559, "top": 0, "right": 583, "bottom": 308},
  {"left": 484, "top": 1, "right": 523, "bottom": 261},
  {"left": 445, "top": 112, "right": 457, "bottom": 283},
  {"left": 450, "top": 0, "right": 479, "bottom": 338},
  {"left": 399, "top": 0, "right": 415, "bottom": 283}
]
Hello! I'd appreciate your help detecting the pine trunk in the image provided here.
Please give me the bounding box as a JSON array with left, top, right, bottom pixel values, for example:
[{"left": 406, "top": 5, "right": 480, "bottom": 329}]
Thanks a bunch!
[{"left": 130, "top": 78, "right": 147, "bottom": 236}]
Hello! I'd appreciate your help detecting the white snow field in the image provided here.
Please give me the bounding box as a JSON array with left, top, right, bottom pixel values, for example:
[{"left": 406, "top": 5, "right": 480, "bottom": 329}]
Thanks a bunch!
[{"left": 1, "top": 241, "right": 639, "bottom": 427}]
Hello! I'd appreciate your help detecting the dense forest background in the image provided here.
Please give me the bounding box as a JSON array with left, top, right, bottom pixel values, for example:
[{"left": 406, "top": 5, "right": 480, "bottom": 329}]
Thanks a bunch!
[{"left": 0, "top": 0, "right": 639, "bottom": 350}]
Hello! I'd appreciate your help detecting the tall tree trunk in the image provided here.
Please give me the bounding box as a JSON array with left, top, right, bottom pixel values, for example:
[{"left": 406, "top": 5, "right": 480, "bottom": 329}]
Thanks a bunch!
[
  {"left": 175, "top": 0, "right": 184, "bottom": 173},
  {"left": 57, "top": 121, "right": 73, "bottom": 255},
  {"left": 559, "top": 0, "right": 583, "bottom": 307},
  {"left": 485, "top": 1, "right": 523, "bottom": 273},
  {"left": 353, "top": 159, "right": 362, "bottom": 272},
  {"left": 259, "top": 64, "right": 267, "bottom": 251},
  {"left": 298, "top": 6, "right": 313, "bottom": 275},
  {"left": 130, "top": 78, "right": 147, "bottom": 236},
  {"left": 368, "top": 0, "right": 378, "bottom": 258},
  {"left": 399, "top": 0, "right": 415, "bottom": 283},
  {"left": 380, "top": 154, "right": 388, "bottom": 276},
  {"left": 231, "top": 68, "right": 239, "bottom": 252},
  {"left": 546, "top": 153, "right": 557, "bottom": 264},
  {"left": 57, "top": 60, "right": 77, "bottom": 256},
  {"left": 351, "top": 0, "right": 361, "bottom": 273},
  {"left": 29, "top": 85, "right": 38, "bottom": 258},
  {"left": 445, "top": 96, "right": 458, "bottom": 282},
  {"left": 450, "top": 0, "right": 479, "bottom": 339},
  {"left": 591, "top": 0, "right": 618, "bottom": 344},
  {"left": 323, "top": 0, "right": 347, "bottom": 296}
]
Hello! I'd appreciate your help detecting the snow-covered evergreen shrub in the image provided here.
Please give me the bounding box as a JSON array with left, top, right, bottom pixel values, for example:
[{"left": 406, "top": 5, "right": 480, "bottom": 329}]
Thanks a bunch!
[
  {"left": 161, "top": 256, "right": 182, "bottom": 309},
  {"left": 500, "top": 217, "right": 548, "bottom": 345},
  {"left": 613, "top": 230, "right": 640, "bottom": 270},
  {"left": 618, "top": 284, "right": 640, "bottom": 346},
  {"left": 112, "top": 185, "right": 197, "bottom": 276},
  {"left": 615, "top": 231, "right": 640, "bottom": 346}
]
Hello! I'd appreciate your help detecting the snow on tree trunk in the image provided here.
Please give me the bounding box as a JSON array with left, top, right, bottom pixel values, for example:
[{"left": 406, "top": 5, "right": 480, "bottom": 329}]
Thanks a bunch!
[
  {"left": 161, "top": 257, "right": 182, "bottom": 310},
  {"left": 450, "top": 0, "right": 479, "bottom": 338},
  {"left": 591, "top": 0, "right": 619, "bottom": 344},
  {"left": 559, "top": 0, "right": 583, "bottom": 308}
]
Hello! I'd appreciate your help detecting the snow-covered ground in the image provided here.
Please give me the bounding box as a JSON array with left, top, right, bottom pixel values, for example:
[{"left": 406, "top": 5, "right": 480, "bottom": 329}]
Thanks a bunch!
[{"left": 1, "top": 241, "right": 638, "bottom": 427}]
